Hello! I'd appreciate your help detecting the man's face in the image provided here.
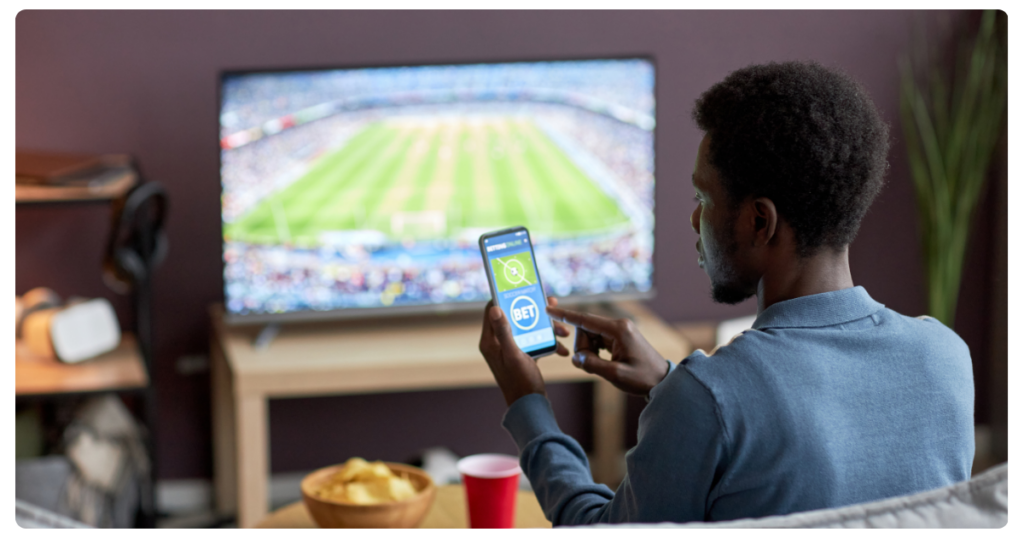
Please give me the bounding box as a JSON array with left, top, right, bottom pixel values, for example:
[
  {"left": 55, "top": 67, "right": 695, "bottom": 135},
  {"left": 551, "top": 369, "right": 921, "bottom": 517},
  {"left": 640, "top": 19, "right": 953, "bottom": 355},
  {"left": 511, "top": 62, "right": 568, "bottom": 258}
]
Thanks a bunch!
[{"left": 690, "top": 135, "right": 758, "bottom": 304}]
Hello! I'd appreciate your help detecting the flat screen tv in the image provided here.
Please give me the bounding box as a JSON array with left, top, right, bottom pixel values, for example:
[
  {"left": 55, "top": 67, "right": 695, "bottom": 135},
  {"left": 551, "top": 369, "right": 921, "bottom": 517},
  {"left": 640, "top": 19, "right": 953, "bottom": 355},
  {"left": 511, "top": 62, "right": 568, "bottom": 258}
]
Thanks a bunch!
[{"left": 219, "top": 57, "right": 656, "bottom": 324}]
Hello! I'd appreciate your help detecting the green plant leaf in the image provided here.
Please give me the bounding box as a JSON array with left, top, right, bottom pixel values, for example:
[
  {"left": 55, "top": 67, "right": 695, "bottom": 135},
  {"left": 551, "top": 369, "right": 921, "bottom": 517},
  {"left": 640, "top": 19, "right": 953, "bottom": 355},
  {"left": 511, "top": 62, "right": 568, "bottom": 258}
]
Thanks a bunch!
[{"left": 900, "top": 10, "right": 1005, "bottom": 327}]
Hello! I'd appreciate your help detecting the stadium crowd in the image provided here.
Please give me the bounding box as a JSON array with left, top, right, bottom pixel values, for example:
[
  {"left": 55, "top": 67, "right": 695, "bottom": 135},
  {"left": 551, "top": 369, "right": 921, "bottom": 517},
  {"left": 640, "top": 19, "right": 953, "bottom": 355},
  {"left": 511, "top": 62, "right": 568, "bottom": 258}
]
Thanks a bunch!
[
  {"left": 221, "top": 60, "right": 653, "bottom": 136},
  {"left": 223, "top": 229, "right": 651, "bottom": 316}
]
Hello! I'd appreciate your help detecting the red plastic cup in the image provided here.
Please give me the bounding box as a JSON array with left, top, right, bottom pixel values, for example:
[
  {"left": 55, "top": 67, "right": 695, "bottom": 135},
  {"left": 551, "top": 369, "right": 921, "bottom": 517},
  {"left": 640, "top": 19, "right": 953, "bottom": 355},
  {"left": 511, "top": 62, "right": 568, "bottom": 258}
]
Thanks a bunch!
[{"left": 457, "top": 454, "right": 522, "bottom": 528}]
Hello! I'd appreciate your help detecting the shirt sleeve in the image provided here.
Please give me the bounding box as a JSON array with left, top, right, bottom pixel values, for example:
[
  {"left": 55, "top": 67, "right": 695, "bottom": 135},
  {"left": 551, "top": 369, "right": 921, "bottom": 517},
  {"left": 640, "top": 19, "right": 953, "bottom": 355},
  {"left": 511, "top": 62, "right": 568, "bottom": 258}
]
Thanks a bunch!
[{"left": 501, "top": 358, "right": 730, "bottom": 525}]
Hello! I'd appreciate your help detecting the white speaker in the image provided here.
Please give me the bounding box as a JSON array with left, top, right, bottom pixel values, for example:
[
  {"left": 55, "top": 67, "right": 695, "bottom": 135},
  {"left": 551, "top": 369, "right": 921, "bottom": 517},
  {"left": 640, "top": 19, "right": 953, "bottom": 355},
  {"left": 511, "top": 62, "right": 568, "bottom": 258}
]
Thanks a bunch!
[{"left": 17, "top": 289, "right": 121, "bottom": 363}]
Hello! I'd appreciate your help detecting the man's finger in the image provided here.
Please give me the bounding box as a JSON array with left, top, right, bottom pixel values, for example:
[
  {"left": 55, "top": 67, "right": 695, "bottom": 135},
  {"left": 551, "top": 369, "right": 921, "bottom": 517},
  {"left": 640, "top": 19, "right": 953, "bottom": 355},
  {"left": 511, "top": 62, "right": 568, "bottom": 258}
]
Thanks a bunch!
[
  {"left": 546, "top": 298, "right": 573, "bottom": 337},
  {"left": 556, "top": 341, "right": 570, "bottom": 357},
  {"left": 573, "top": 350, "right": 620, "bottom": 382},
  {"left": 546, "top": 306, "right": 619, "bottom": 338},
  {"left": 574, "top": 325, "right": 596, "bottom": 354}
]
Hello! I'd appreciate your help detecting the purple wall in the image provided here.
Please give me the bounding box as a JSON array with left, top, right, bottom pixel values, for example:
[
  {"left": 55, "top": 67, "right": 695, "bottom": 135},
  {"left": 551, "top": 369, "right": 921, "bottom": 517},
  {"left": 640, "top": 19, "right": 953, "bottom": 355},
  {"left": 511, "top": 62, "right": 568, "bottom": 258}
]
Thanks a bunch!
[{"left": 17, "top": 10, "right": 993, "bottom": 480}]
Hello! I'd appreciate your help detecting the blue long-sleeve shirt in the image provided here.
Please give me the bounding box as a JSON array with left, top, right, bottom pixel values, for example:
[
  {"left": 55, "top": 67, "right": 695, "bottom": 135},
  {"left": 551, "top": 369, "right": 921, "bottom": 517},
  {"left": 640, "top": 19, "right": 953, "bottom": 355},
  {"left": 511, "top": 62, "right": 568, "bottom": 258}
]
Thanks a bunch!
[{"left": 502, "top": 286, "right": 975, "bottom": 525}]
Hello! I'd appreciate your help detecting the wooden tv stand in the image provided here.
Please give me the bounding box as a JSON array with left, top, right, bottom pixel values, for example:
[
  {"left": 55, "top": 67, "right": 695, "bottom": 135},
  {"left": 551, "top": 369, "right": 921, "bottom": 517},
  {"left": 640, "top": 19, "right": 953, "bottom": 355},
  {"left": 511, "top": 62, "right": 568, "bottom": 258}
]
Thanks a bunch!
[{"left": 210, "top": 300, "right": 688, "bottom": 528}]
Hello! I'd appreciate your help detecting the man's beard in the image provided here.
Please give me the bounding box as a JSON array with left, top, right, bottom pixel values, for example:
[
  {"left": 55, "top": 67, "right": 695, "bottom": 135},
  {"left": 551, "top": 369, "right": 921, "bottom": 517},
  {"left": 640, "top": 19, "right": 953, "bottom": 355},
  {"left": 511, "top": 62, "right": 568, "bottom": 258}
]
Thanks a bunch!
[
  {"left": 707, "top": 223, "right": 757, "bottom": 305},
  {"left": 711, "top": 278, "right": 755, "bottom": 305}
]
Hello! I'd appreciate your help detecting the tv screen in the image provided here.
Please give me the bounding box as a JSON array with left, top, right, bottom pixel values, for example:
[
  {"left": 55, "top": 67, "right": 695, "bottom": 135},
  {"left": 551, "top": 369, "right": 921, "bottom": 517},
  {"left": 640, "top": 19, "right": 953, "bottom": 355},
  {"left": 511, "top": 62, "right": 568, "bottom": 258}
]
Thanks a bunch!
[{"left": 219, "top": 57, "right": 655, "bottom": 322}]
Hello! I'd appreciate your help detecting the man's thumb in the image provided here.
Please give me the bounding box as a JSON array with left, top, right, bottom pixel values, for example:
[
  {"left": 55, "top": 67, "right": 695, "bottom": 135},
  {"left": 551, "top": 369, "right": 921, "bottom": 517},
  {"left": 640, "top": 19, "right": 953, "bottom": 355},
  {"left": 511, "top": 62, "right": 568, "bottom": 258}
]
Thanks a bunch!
[
  {"left": 490, "top": 307, "right": 517, "bottom": 347},
  {"left": 573, "top": 350, "right": 618, "bottom": 380}
]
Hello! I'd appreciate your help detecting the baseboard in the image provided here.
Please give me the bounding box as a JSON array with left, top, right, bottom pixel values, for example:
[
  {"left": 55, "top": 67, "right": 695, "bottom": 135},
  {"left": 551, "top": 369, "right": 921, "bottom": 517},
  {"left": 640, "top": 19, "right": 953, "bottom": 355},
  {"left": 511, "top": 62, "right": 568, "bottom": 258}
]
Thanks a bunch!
[
  {"left": 268, "top": 472, "right": 307, "bottom": 508},
  {"left": 157, "top": 472, "right": 308, "bottom": 516},
  {"left": 156, "top": 479, "right": 212, "bottom": 515}
]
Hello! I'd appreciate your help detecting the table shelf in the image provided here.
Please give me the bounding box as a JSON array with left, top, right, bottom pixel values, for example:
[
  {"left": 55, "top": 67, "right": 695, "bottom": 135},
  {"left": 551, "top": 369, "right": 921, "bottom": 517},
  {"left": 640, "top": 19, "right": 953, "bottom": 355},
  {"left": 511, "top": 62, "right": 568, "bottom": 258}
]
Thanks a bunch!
[
  {"left": 15, "top": 164, "right": 137, "bottom": 204},
  {"left": 15, "top": 334, "right": 148, "bottom": 396},
  {"left": 211, "top": 300, "right": 689, "bottom": 527}
]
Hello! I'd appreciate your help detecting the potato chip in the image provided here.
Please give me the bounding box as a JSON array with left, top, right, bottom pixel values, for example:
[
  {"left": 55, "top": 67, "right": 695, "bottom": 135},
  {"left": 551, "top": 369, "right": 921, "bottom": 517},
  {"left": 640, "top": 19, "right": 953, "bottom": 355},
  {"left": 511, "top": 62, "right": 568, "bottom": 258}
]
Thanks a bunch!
[
  {"left": 314, "top": 457, "right": 419, "bottom": 504},
  {"left": 350, "top": 462, "right": 393, "bottom": 482},
  {"left": 337, "top": 457, "right": 371, "bottom": 482},
  {"left": 387, "top": 476, "right": 417, "bottom": 501},
  {"left": 344, "top": 483, "right": 379, "bottom": 505}
]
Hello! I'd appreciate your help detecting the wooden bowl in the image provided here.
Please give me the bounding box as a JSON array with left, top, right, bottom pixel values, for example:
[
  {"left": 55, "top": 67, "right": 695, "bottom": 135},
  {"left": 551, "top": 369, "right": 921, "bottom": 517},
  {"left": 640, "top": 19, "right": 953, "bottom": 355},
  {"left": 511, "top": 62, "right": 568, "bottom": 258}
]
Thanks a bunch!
[{"left": 301, "top": 462, "right": 437, "bottom": 528}]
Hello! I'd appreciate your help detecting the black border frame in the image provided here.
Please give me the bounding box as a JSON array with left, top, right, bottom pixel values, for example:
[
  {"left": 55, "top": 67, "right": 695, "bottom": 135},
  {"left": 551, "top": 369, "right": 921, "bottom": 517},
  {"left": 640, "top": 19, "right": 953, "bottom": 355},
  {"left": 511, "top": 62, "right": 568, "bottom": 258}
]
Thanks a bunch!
[{"left": 217, "top": 54, "right": 658, "bottom": 326}]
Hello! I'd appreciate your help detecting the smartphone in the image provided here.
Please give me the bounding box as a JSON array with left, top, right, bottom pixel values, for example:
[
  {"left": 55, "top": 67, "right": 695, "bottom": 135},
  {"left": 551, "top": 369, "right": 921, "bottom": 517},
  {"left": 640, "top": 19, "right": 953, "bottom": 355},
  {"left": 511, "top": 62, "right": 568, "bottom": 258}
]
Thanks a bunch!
[{"left": 479, "top": 226, "right": 557, "bottom": 359}]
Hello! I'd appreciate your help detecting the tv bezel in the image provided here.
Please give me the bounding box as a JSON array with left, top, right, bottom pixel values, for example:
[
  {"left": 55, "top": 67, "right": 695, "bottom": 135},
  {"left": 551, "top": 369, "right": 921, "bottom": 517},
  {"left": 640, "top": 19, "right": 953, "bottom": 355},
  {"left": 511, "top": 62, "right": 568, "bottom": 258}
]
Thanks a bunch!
[{"left": 218, "top": 54, "right": 658, "bottom": 326}]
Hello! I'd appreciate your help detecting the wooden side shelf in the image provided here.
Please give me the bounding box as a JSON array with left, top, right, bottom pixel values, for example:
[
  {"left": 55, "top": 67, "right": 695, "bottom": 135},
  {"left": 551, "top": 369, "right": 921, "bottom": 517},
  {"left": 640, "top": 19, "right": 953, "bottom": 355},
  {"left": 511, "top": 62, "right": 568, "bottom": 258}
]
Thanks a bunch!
[
  {"left": 15, "top": 334, "right": 148, "bottom": 396},
  {"left": 15, "top": 169, "right": 137, "bottom": 203}
]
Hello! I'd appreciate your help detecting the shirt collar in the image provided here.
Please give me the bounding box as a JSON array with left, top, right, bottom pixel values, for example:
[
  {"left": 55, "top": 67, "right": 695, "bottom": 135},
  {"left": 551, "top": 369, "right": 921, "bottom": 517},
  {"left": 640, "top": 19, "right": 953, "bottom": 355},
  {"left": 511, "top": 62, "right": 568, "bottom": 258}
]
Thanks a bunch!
[{"left": 751, "top": 286, "right": 885, "bottom": 330}]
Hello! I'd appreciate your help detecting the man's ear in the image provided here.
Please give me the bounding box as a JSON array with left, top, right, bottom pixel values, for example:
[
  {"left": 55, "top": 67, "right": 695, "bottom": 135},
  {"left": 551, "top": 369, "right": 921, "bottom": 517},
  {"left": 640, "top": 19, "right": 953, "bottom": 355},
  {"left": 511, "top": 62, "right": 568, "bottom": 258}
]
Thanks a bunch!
[{"left": 751, "top": 197, "right": 778, "bottom": 247}]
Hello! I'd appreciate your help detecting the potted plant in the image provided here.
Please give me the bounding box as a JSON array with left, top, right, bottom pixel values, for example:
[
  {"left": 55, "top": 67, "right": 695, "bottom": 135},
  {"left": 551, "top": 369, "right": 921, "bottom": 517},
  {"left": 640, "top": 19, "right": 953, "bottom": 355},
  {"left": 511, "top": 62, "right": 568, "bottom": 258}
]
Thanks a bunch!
[{"left": 899, "top": 10, "right": 1006, "bottom": 328}]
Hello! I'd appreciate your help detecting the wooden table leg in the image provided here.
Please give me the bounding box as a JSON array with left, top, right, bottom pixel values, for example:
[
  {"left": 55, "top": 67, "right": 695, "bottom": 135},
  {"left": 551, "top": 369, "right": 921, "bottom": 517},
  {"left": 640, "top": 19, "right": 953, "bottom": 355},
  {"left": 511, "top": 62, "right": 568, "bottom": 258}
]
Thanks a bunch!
[
  {"left": 590, "top": 378, "right": 626, "bottom": 488},
  {"left": 211, "top": 336, "right": 237, "bottom": 516},
  {"left": 235, "top": 392, "right": 269, "bottom": 528}
]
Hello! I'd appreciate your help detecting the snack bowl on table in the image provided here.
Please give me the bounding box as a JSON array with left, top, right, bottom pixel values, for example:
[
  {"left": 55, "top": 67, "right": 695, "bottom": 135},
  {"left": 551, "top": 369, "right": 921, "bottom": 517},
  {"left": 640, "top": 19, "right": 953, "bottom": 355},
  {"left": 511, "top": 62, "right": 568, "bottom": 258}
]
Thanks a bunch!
[{"left": 301, "top": 461, "right": 437, "bottom": 528}]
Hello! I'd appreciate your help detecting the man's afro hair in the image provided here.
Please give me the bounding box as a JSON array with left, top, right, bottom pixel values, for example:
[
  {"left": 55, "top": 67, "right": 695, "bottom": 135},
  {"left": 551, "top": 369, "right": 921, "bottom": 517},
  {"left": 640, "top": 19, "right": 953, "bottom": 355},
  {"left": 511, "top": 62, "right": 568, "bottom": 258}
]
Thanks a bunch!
[{"left": 692, "top": 61, "right": 890, "bottom": 256}]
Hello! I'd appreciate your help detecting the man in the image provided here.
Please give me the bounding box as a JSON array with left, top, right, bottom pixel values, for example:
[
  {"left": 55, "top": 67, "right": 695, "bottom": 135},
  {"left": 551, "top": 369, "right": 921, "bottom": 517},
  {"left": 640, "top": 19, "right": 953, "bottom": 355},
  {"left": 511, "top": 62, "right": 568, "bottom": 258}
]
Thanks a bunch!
[{"left": 477, "top": 61, "right": 974, "bottom": 525}]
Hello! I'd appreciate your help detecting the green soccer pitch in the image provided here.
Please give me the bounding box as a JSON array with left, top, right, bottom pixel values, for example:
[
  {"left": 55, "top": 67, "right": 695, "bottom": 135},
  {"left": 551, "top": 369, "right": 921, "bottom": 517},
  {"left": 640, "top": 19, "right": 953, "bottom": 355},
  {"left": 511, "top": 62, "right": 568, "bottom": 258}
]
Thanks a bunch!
[
  {"left": 491, "top": 251, "right": 538, "bottom": 292},
  {"left": 224, "top": 117, "right": 630, "bottom": 246}
]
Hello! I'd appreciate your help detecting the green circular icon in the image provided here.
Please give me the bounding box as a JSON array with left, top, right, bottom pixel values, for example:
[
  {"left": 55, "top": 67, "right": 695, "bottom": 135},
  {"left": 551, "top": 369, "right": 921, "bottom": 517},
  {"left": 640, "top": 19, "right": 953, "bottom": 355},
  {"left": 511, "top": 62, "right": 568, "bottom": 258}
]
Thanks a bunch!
[{"left": 504, "top": 258, "right": 527, "bottom": 285}]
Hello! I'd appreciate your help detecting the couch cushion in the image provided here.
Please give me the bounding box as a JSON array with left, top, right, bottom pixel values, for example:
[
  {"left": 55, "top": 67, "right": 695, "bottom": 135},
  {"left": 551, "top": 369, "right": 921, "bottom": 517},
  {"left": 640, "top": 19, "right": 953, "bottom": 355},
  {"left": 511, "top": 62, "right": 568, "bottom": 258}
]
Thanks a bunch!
[{"left": 606, "top": 462, "right": 1007, "bottom": 528}]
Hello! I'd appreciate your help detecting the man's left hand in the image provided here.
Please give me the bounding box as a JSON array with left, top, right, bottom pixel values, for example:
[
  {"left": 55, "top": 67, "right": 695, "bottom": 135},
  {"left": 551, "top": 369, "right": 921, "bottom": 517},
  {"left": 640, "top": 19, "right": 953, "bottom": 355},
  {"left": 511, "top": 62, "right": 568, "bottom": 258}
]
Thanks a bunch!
[{"left": 478, "top": 296, "right": 571, "bottom": 406}]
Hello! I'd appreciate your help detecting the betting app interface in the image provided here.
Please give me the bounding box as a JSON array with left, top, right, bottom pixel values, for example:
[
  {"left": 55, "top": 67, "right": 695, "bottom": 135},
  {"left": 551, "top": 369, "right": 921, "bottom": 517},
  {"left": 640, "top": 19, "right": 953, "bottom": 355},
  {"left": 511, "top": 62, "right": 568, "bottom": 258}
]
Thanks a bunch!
[{"left": 483, "top": 230, "right": 556, "bottom": 354}]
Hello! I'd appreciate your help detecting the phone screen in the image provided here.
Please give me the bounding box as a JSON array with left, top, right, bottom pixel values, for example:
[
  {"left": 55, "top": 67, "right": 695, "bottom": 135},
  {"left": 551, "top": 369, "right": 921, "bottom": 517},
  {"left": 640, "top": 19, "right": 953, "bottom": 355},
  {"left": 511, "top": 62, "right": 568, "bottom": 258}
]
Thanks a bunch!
[{"left": 480, "top": 228, "right": 557, "bottom": 356}]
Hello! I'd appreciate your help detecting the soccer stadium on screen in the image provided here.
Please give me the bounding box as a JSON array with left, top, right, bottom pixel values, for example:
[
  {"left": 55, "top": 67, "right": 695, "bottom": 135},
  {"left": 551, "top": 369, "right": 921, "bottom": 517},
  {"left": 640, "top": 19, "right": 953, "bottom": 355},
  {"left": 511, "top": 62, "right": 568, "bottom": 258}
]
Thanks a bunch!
[{"left": 219, "top": 59, "right": 655, "bottom": 318}]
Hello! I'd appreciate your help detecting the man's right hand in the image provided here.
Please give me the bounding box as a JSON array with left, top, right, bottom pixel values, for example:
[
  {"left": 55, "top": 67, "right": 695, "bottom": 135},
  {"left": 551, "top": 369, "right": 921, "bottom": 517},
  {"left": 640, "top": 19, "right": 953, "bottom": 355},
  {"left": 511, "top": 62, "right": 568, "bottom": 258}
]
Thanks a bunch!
[{"left": 546, "top": 306, "right": 670, "bottom": 398}]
